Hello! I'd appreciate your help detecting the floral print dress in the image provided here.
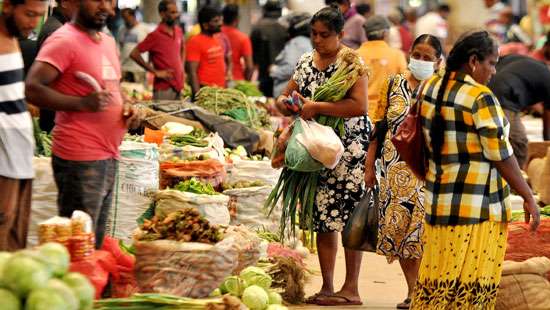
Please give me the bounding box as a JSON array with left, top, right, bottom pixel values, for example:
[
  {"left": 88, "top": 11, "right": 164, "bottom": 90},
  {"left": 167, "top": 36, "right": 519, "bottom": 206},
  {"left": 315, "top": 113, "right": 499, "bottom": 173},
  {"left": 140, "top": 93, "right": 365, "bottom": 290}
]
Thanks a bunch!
[{"left": 292, "top": 51, "right": 372, "bottom": 233}]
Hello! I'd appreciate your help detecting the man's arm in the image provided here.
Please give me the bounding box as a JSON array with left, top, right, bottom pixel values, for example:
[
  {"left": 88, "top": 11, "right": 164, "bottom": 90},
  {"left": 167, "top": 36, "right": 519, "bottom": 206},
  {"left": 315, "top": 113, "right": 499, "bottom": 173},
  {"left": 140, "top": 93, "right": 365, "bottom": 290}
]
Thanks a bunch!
[
  {"left": 186, "top": 61, "right": 200, "bottom": 97},
  {"left": 225, "top": 51, "right": 233, "bottom": 82},
  {"left": 244, "top": 55, "right": 254, "bottom": 81},
  {"left": 180, "top": 36, "right": 186, "bottom": 79},
  {"left": 130, "top": 47, "right": 172, "bottom": 79},
  {"left": 25, "top": 61, "right": 109, "bottom": 112}
]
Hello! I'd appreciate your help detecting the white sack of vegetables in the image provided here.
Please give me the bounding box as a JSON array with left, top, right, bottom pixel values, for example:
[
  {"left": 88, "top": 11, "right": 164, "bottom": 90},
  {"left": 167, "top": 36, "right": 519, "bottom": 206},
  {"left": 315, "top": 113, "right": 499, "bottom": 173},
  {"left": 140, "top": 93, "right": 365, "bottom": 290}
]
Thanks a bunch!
[
  {"left": 154, "top": 190, "right": 231, "bottom": 225},
  {"left": 224, "top": 186, "right": 281, "bottom": 232},
  {"left": 27, "top": 157, "right": 58, "bottom": 246},
  {"left": 226, "top": 157, "right": 281, "bottom": 187}
]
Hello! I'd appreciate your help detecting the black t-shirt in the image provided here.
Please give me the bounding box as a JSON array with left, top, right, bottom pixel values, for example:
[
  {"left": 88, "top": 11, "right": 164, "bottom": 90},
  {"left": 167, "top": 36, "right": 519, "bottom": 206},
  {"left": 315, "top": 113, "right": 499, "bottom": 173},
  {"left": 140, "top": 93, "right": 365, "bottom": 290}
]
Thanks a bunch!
[{"left": 488, "top": 55, "right": 550, "bottom": 112}]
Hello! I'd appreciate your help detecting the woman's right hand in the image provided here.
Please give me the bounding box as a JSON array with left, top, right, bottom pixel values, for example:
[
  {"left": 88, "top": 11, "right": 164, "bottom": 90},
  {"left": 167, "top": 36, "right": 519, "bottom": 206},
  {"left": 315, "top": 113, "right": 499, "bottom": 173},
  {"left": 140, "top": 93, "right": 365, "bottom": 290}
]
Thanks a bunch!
[
  {"left": 364, "top": 167, "right": 377, "bottom": 188},
  {"left": 523, "top": 197, "right": 541, "bottom": 232},
  {"left": 275, "top": 95, "right": 293, "bottom": 116}
]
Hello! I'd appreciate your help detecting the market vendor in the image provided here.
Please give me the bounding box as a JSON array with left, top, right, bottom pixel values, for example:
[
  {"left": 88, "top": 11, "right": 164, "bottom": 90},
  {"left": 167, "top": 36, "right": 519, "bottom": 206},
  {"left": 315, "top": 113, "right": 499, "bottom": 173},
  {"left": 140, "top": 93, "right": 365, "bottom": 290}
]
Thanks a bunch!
[
  {"left": 25, "top": 0, "right": 140, "bottom": 248},
  {"left": 488, "top": 54, "right": 550, "bottom": 168},
  {"left": 0, "top": 0, "right": 48, "bottom": 251},
  {"left": 130, "top": 0, "right": 185, "bottom": 101},
  {"left": 186, "top": 5, "right": 231, "bottom": 98}
]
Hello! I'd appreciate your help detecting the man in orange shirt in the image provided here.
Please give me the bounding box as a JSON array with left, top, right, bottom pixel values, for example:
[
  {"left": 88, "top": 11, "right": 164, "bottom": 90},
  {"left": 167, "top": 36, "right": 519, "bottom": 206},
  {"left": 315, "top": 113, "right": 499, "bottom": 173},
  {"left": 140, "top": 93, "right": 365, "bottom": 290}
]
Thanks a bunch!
[
  {"left": 222, "top": 4, "right": 253, "bottom": 81},
  {"left": 356, "top": 15, "right": 407, "bottom": 117},
  {"left": 186, "top": 5, "right": 232, "bottom": 98}
]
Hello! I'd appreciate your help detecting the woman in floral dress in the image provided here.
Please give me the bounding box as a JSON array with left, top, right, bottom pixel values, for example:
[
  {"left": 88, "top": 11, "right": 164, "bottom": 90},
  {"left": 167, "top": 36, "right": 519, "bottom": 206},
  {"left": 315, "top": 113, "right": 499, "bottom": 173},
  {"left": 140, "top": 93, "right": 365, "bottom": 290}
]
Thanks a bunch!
[
  {"left": 275, "top": 5, "right": 371, "bottom": 306},
  {"left": 364, "top": 34, "right": 443, "bottom": 309}
]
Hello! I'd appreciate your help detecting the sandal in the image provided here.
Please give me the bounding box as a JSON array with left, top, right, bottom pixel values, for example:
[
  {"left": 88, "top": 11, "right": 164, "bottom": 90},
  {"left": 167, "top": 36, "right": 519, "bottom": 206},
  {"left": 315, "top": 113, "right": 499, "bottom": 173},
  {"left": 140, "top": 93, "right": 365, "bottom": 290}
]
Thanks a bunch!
[
  {"left": 305, "top": 292, "right": 331, "bottom": 304},
  {"left": 396, "top": 298, "right": 412, "bottom": 309},
  {"left": 315, "top": 294, "right": 363, "bottom": 306}
]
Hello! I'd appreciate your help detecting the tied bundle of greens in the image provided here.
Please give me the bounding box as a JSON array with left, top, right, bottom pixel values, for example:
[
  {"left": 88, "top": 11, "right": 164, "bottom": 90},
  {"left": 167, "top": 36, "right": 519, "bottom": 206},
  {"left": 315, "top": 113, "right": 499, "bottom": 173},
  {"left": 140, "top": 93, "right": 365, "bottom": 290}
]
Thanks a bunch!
[{"left": 265, "top": 48, "right": 369, "bottom": 246}]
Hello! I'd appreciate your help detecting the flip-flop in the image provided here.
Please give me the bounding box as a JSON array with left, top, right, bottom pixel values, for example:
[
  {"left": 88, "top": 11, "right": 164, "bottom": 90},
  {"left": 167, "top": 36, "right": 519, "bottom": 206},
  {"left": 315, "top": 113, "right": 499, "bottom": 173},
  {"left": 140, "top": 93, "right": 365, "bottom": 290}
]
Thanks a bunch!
[
  {"left": 396, "top": 298, "right": 412, "bottom": 309},
  {"left": 305, "top": 292, "right": 331, "bottom": 304},
  {"left": 316, "top": 294, "right": 363, "bottom": 306}
]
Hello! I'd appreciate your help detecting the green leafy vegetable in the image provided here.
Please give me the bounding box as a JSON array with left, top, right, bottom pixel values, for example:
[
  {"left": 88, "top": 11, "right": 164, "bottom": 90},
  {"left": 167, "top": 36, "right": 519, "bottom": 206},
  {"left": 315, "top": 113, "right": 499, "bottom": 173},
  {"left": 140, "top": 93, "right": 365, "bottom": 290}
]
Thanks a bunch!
[
  {"left": 0, "top": 288, "right": 20, "bottom": 310},
  {"left": 239, "top": 267, "right": 272, "bottom": 290},
  {"left": 173, "top": 178, "right": 218, "bottom": 195},
  {"left": 242, "top": 285, "right": 269, "bottom": 310}
]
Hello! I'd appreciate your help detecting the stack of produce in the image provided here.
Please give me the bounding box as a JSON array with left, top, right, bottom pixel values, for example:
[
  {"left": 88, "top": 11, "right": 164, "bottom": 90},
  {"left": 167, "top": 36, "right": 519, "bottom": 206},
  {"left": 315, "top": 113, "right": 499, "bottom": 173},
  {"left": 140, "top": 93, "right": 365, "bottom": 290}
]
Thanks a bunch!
[
  {"left": 33, "top": 117, "right": 52, "bottom": 157},
  {"left": 213, "top": 266, "right": 288, "bottom": 310},
  {"left": 0, "top": 242, "right": 95, "bottom": 310},
  {"left": 136, "top": 209, "right": 223, "bottom": 244},
  {"left": 169, "top": 129, "right": 209, "bottom": 148},
  {"left": 174, "top": 178, "right": 219, "bottom": 195},
  {"left": 233, "top": 80, "right": 263, "bottom": 97},
  {"left": 159, "top": 159, "right": 226, "bottom": 190},
  {"left": 256, "top": 256, "right": 307, "bottom": 305},
  {"left": 95, "top": 293, "right": 242, "bottom": 310},
  {"left": 222, "top": 180, "right": 265, "bottom": 191},
  {"left": 266, "top": 48, "right": 369, "bottom": 245},
  {"left": 195, "top": 86, "right": 269, "bottom": 129}
]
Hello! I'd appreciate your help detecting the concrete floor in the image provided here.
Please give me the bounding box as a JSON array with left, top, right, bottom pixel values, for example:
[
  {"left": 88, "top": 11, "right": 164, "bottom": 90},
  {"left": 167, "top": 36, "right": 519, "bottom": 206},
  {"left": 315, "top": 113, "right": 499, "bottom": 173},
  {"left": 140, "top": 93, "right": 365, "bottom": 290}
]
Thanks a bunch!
[{"left": 291, "top": 246, "right": 408, "bottom": 310}]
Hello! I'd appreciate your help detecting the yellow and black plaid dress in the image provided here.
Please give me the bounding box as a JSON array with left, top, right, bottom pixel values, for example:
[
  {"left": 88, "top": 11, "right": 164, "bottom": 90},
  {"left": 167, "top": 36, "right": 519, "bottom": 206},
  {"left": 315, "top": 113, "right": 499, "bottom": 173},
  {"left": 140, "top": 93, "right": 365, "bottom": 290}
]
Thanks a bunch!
[{"left": 411, "top": 71, "right": 513, "bottom": 310}]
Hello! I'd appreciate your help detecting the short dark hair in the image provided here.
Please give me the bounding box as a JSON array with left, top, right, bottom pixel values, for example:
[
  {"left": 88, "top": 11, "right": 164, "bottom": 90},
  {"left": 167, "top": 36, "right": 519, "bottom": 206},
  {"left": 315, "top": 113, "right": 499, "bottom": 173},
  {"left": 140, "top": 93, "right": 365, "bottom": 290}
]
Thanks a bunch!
[
  {"left": 198, "top": 5, "right": 221, "bottom": 27},
  {"left": 10, "top": 0, "right": 47, "bottom": 5},
  {"left": 438, "top": 4, "right": 451, "bottom": 13},
  {"left": 158, "top": 0, "right": 175, "bottom": 13},
  {"left": 223, "top": 4, "right": 239, "bottom": 25},
  {"left": 121, "top": 8, "right": 136, "bottom": 17},
  {"left": 325, "top": 0, "right": 350, "bottom": 5},
  {"left": 356, "top": 3, "right": 371, "bottom": 16},
  {"left": 412, "top": 34, "right": 444, "bottom": 58},
  {"left": 366, "top": 31, "right": 386, "bottom": 41},
  {"left": 311, "top": 5, "right": 345, "bottom": 34}
]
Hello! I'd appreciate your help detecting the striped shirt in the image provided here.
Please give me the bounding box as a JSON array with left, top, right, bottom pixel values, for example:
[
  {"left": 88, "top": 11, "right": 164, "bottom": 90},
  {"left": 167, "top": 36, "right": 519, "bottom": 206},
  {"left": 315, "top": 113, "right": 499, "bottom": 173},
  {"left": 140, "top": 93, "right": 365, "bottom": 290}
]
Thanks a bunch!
[
  {"left": 420, "top": 71, "right": 513, "bottom": 225},
  {"left": 0, "top": 52, "right": 34, "bottom": 179}
]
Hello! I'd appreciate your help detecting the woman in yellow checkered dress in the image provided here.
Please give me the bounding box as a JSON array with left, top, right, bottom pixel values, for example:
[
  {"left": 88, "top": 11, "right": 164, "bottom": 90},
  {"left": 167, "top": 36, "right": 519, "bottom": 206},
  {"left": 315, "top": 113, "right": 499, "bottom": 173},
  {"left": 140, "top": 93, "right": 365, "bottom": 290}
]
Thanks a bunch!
[
  {"left": 411, "top": 30, "right": 540, "bottom": 309},
  {"left": 364, "top": 34, "right": 443, "bottom": 309}
]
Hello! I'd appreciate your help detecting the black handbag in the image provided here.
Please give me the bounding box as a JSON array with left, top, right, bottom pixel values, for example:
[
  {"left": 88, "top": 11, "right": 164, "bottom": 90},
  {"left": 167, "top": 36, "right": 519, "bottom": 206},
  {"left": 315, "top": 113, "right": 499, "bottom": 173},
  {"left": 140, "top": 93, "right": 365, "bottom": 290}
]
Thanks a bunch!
[{"left": 342, "top": 186, "right": 379, "bottom": 252}]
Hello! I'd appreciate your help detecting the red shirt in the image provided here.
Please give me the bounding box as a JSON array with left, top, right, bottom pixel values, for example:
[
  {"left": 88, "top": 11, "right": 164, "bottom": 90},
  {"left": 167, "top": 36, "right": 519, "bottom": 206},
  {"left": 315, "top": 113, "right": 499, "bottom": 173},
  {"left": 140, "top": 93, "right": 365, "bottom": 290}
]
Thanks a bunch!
[
  {"left": 186, "top": 33, "right": 226, "bottom": 87},
  {"left": 221, "top": 25, "right": 252, "bottom": 81},
  {"left": 137, "top": 24, "right": 184, "bottom": 92},
  {"left": 36, "top": 23, "right": 125, "bottom": 161}
]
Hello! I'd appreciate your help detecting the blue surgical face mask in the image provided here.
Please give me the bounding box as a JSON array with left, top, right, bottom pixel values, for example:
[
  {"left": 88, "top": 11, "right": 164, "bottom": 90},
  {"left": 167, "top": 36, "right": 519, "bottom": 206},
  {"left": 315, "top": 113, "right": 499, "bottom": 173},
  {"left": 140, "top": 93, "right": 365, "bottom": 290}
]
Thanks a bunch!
[{"left": 408, "top": 57, "right": 436, "bottom": 81}]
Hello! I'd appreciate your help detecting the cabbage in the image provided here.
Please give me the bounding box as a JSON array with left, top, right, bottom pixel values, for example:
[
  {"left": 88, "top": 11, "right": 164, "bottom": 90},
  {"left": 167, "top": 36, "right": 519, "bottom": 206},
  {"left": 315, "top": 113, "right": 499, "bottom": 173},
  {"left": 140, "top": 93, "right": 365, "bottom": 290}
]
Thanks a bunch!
[
  {"left": 266, "top": 305, "right": 288, "bottom": 310},
  {"left": 25, "top": 288, "right": 67, "bottom": 310},
  {"left": 239, "top": 267, "right": 272, "bottom": 290},
  {"left": 37, "top": 243, "right": 70, "bottom": 277},
  {"left": 219, "top": 281, "right": 228, "bottom": 294},
  {"left": 268, "top": 291, "right": 283, "bottom": 305},
  {"left": 222, "top": 276, "right": 247, "bottom": 297},
  {"left": 242, "top": 285, "right": 269, "bottom": 310},
  {"left": 4, "top": 256, "right": 50, "bottom": 297},
  {"left": 210, "top": 288, "right": 222, "bottom": 297},
  {"left": 0, "top": 252, "right": 13, "bottom": 287},
  {"left": 62, "top": 273, "right": 95, "bottom": 310},
  {"left": 46, "top": 279, "right": 79, "bottom": 310},
  {"left": 0, "top": 288, "right": 21, "bottom": 310},
  {"left": 266, "top": 306, "right": 287, "bottom": 310}
]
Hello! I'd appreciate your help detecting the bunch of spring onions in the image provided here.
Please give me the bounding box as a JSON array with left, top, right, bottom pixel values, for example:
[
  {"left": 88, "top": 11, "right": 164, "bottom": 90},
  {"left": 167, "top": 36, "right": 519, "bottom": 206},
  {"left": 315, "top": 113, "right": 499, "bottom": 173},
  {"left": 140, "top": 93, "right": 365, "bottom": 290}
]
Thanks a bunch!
[
  {"left": 266, "top": 48, "right": 369, "bottom": 246},
  {"left": 94, "top": 293, "right": 241, "bottom": 310}
]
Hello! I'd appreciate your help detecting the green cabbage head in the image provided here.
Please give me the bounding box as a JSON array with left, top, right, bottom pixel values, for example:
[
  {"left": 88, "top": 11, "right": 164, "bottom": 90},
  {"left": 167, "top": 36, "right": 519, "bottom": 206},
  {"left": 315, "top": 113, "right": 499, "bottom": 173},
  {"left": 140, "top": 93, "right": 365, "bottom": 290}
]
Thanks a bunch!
[
  {"left": 222, "top": 276, "right": 247, "bottom": 297},
  {"left": 239, "top": 266, "right": 272, "bottom": 290},
  {"left": 242, "top": 285, "right": 269, "bottom": 310},
  {"left": 0, "top": 288, "right": 21, "bottom": 310}
]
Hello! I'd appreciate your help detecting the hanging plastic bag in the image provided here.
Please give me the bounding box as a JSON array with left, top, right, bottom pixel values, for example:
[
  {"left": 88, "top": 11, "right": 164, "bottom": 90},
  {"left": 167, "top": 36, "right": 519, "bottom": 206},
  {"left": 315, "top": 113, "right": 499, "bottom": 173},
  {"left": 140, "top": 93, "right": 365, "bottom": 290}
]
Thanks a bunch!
[
  {"left": 295, "top": 118, "right": 344, "bottom": 169},
  {"left": 284, "top": 119, "right": 324, "bottom": 172}
]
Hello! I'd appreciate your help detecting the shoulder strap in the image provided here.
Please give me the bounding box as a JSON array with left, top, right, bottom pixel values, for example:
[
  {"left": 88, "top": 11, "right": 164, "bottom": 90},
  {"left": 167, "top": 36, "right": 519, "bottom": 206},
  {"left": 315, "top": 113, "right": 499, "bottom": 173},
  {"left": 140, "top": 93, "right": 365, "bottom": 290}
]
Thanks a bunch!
[{"left": 413, "top": 80, "right": 429, "bottom": 115}]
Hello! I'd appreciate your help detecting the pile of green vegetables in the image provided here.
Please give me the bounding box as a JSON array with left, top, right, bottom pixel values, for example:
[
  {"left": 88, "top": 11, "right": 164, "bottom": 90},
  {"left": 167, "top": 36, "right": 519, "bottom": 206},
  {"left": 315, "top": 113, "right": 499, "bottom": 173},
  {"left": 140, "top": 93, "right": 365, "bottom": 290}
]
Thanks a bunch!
[
  {"left": 33, "top": 118, "right": 52, "bottom": 157},
  {"left": 265, "top": 48, "right": 369, "bottom": 245},
  {"left": 195, "top": 87, "right": 269, "bottom": 129},
  {"left": 0, "top": 242, "right": 95, "bottom": 310},
  {"left": 95, "top": 293, "right": 242, "bottom": 310},
  {"left": 222, "top": 180, "right": 265, "bottom": 191},
  {"left": 212, "top": 266, "right": 287, "bottom": 310},
  {"left": 173, "top": 178, "right": 218, "bottom": 195},
  {"left": 170, "top": 129, "right": 209, "bottom": 148},
  {"left": 511, "top": 205, "right": 550, "bottom": 222},
  {"left": 233, "top": 80, "right": 263, "bottom": 97}
]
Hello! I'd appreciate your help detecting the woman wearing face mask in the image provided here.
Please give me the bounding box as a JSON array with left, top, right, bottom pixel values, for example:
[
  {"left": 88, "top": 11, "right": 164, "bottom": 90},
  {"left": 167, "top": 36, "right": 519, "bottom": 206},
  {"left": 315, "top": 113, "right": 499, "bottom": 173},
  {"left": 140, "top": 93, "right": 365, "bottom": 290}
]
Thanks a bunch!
[
  {"left": 363, "top": 34, "right": 442, "bottom": 310},
  {"left": 411, "top": 30, "right": 540, "bottom": 309}
]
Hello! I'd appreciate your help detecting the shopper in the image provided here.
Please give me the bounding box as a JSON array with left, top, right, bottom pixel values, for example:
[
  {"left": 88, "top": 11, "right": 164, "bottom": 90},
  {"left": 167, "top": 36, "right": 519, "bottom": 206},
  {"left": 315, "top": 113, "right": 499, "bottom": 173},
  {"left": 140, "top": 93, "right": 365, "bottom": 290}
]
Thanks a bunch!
[
  {"left": 131, "top": 0, "right": 184, "bottom": 100},
  {"left": 270, "top": 12, "right": 312, "bottom": 98},
  {"left": 0, "top": 0, "right": 47, "bottom": 251},
  {"left": 25, "top": 0, "right": 140, "bottom": 249},
  {"left": 250, "top": 0, "right": 287, "bottom": 97},
  {"left": 325, "top": 0, "right": 366, "bottom": 49},
  {"left": 36, "top": 0, "right": 77, "bottom": 133},
  {"left": 415, "top": 4, "right": 450, "bottom": 45},
  {"left": 118, "top": 7, "right": 151, "bottom": 84},
  {"left": 186, "top": 6, "right": 231, "bottom": 97},
  {"left": 356, "top": 15, "right": 407, "bottom": 118},
  {"left": 488, "top": 54, "right": 550, "bottom": 169},
  {"left": 222, "top": 4, "right": 253, "bottom": 81},
  {"left": 411, "top": 31, "right": 540, "bottom": 309},
  {"left": 364, "top": 34, "right": 443, "bottom": 310},
  {"left": 275, "top": 6, "right": 371, "bottom": 306}
]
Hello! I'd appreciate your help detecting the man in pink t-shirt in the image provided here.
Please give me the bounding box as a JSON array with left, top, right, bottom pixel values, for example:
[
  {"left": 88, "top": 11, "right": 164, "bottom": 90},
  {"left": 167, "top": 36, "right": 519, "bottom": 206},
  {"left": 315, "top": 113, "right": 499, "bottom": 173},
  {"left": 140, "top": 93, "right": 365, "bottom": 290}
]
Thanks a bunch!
[{"left": 25, "top": 0, "right": 140, "bottom": 248}]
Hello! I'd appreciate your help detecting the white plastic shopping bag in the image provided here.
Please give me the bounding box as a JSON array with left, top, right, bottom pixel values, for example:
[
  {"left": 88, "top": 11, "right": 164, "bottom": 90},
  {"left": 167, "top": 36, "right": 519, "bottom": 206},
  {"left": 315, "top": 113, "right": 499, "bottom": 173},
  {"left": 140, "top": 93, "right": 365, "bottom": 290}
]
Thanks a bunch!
[{"left": 295, "top": 118, "right": 344, "bottom": 169}]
